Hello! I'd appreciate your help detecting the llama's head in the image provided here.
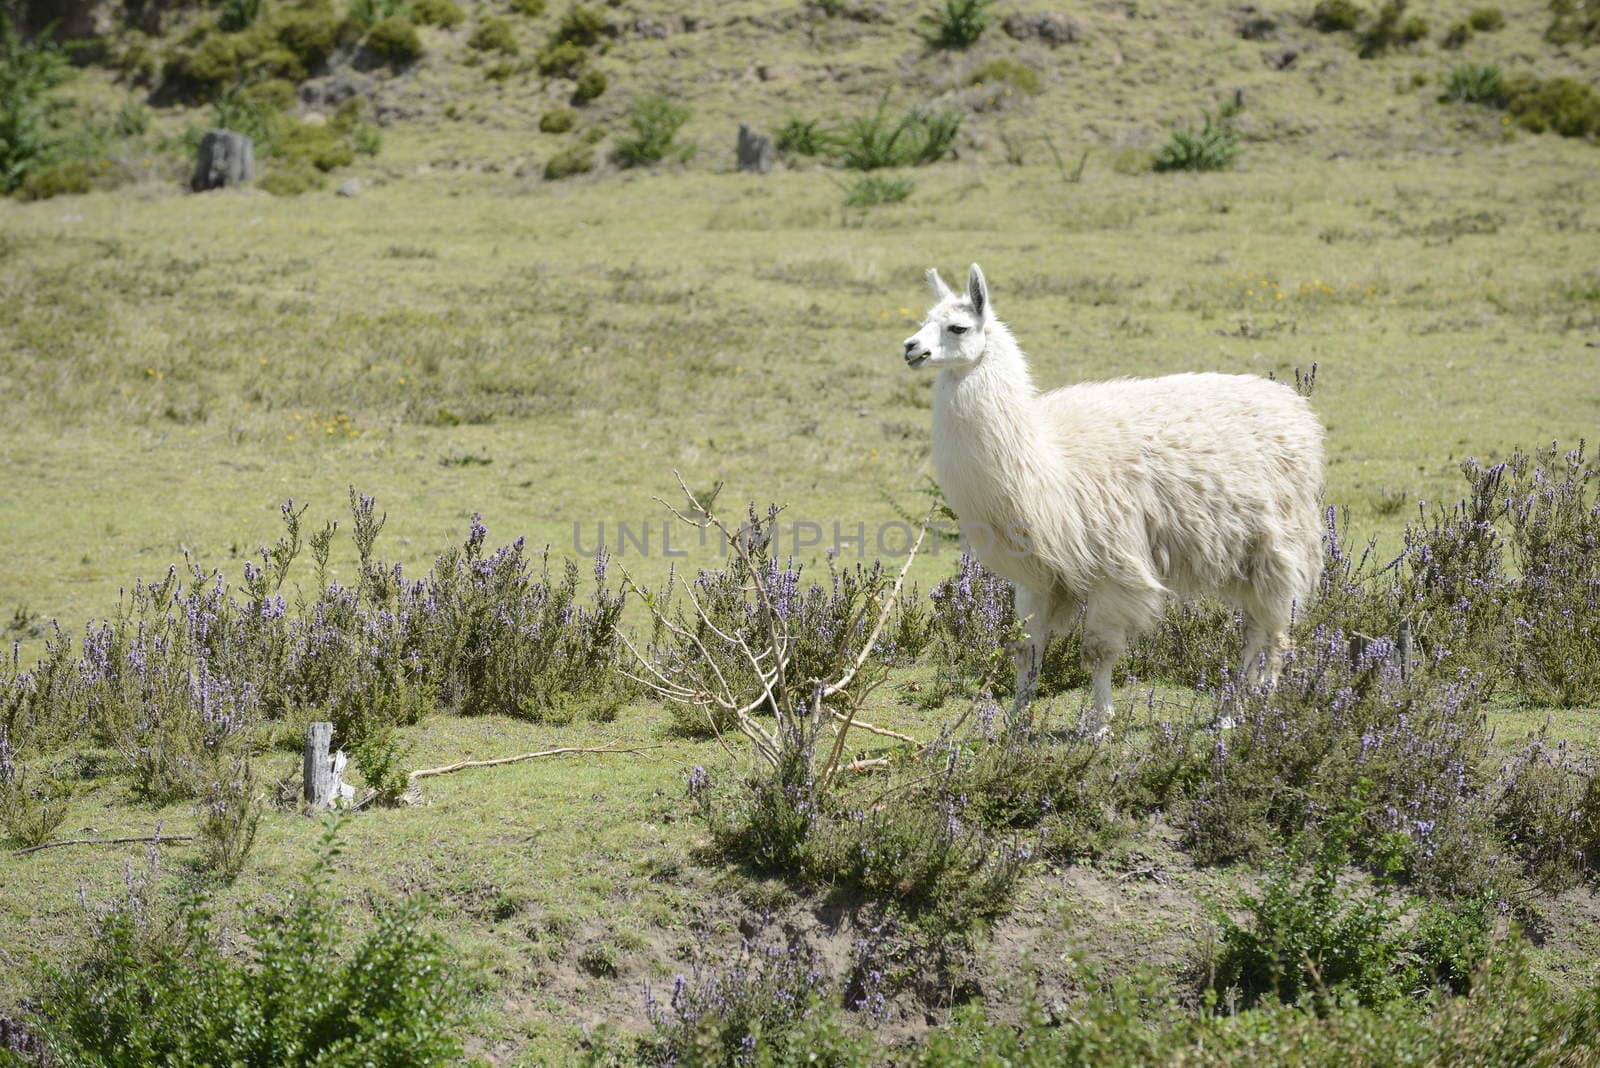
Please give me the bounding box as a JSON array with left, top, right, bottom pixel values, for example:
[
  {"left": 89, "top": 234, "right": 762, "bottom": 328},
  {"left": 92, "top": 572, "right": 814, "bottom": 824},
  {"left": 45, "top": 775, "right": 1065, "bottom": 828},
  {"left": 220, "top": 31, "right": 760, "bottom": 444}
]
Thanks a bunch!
[{"left": 903, "top": 263, "right": 992, "bottom": 370}]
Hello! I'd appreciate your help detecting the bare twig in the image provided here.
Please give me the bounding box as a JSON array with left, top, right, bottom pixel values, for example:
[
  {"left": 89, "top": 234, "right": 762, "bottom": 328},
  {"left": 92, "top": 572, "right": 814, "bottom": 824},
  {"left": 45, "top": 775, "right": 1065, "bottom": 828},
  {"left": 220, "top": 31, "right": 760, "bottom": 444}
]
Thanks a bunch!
[
  {"left": 12, "top": 834, "right": 194, "bottom": 858},
  {"left": 409, "top": 742, "right": 662, "bottom": 781}
]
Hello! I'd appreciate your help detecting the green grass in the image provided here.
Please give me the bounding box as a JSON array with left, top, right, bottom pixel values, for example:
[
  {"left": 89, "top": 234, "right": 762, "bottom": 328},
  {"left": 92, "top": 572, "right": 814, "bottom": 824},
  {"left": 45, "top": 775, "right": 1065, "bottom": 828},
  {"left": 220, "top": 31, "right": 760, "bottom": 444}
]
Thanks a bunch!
[{"left": 3, "top": 0, "right": 1600, "bottom": 1059}]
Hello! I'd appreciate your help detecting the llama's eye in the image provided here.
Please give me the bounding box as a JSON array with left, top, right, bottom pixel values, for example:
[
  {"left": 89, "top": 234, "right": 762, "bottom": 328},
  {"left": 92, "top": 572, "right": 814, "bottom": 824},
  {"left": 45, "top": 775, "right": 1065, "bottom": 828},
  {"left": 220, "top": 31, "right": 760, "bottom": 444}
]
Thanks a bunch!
[{"left": 948, "top": 324, "right": 969, "bottom": 335}]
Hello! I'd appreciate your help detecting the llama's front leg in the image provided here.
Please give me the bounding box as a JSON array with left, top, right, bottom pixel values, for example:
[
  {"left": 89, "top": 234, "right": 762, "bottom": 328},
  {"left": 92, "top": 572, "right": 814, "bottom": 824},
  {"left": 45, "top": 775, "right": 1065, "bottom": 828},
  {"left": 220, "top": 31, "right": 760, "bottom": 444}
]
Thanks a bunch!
[{"left": 1012, "top": 585, "right": 1051, "bottom": 716}]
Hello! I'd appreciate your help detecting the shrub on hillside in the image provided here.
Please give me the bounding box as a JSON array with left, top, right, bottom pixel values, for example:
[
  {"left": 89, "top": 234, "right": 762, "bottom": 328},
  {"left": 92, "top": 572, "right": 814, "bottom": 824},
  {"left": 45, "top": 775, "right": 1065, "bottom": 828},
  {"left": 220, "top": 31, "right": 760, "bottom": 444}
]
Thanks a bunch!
[
  {"left": 1153, "top": 110, "right": 1239, "bottom": 172},
  {"left": 469, "top": 16, "right": 519, "bottom": 53},
  {"left": 540, "top": 107, "right": 578, "bottom": 133},
  {"left": 838, "top": 97, "right": 961, "bottom": 169},
  {"left": 410, "top": 0, "right": 464, "bottom": 27},
  {"left": 967, "top": 57, "right": 1040, "bottom": 94},
  {"left": 552, "top": 4, "right": 610, "bottom": 47},
  {"left": 1441, "top": 64, "right": 1505, "bottom": 105},
  {"left": 543, "top": 142, "right": 593, "bottom": 178},
  {"left": 1468, "top": 7, "right": 1506, "bottom": 30},
  {"left": 1310, "top": 0, "right": 1364, "bottom": 33},
  {"left": 16, "top": 158, "right": 92, "bottom": 201},
  {"left": 1547, "top": 0, "right": 1600, "bottom": 45},
  {"left": 776, "top": 116, "right": 838, "bottom": 158},
  {"left": 536, "top": 39, "right": 587, "bottom": 76},
  {"left": 611, "top": 93, "right": 691, "bottom": 168},
  {"left": 1357, "top": 0, "right": 1429, "bottom": 57},
  {"left": 1210, "top": 824, "right": 1495, "bottom": 1010},
  {"left": 19, "top": 843, "right": 466, "bottom": 1065},
  {"left": 844, "top": 173, "right": 915, "bottom": 207},
  {"left": 928, "top": 0, "right": 992, "bottom": 48},
  {"left": 511, "top": 0, "right": 548, "bottom": 15},
  {"left": 366, "top": 15, "right": 424, "bottom": 64},
  {"left": 572, "top": 66, "right": 607, "bottom": 103},
  {"left": 1502, "top": 75, "right": 1600, "bottom": 139}
]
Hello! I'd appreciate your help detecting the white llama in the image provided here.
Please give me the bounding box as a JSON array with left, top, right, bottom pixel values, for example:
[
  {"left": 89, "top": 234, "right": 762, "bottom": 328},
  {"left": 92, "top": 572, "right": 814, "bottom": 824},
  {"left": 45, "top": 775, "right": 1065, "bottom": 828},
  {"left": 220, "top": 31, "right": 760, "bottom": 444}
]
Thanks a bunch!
[{"left": 903, "top": 264, "right": 1324, "bottom": 733}]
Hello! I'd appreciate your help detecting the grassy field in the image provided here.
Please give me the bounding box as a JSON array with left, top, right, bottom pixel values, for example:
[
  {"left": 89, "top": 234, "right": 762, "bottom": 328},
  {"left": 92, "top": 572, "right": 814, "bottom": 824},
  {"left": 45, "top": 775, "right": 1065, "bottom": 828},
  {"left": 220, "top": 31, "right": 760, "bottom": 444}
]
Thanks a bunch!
[{"left": 3, "top": 0, "right": 1600, "bottom": 1063}]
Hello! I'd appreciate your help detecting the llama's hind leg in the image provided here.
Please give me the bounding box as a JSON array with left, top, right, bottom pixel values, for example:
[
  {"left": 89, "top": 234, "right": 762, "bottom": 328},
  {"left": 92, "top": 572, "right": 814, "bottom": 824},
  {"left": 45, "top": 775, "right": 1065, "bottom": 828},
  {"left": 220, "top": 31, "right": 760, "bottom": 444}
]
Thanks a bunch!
[{"left": 1081, "top": 604, "right": 1131, "bottom": 739}]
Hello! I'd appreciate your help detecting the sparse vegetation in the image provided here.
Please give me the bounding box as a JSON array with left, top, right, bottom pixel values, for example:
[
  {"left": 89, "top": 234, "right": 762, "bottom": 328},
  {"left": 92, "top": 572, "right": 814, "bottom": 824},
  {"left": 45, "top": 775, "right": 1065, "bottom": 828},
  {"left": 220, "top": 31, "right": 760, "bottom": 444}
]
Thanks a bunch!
[
  {"left": 1311, "top": 0, "right": 1365, "bottom": 33},
  {"left": 1153, "top": 109, "right": 1240, "bottom": 172},
  {"left": 468, "top": 16, "right": 520, "bottom": 54},
  {"left": 540, "top": 107, "right": 578, "bottom": 133},
  {"left": 966, "top": 57, "right": 1041, "bottom": 95},
  {"left": 611, "top": 93, "right": 692, "bottom": 168},
  {"left": 928, "top": 0, "right": 993, "bottom": 48},
  {"left": 366, "top": 15, "right": 425, "bottom": 65},
  {"left": 1442, "top": 63, "right": 1505, "bottom": 105},
  {"left": 410, "top": 0, "right": 465, "bottom": 28}
]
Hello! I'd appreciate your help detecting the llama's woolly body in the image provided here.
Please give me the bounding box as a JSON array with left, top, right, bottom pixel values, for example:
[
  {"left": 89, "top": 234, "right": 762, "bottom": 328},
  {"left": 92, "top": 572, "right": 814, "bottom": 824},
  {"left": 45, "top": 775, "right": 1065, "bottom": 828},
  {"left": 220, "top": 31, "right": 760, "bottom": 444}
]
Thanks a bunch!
[{"left": 907, "top": 266, "right": 1325, "bottom": 728}]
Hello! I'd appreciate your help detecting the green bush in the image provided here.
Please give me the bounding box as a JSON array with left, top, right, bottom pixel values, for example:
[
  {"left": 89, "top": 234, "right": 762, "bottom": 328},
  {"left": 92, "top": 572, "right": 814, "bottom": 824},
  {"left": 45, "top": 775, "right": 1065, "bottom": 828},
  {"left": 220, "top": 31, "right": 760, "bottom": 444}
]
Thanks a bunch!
[
  {"left": 1441, "top": 64, "right": 1504, "bottom": 105},
  {"left": 0, "top": 17, "right": 70, "bottom": 194},
  {"left": 0, "top": 753, "right": 71, "bottom": 847},
  {"left": 511, "top": 0, "right": 548, "bottom": 14},
  {"left": 1467, "top": 6, "right": 1505, "bottom": 30},
  {"left": 220, "top": 0, "right": 266, "bottom": 32},
  {"left": 1503, "top": 74, "right": 1600, "bottom": 138},
  {"left": 536, "top": 39, "right": 587, "bottom": 76},
  {"left": 469, "top": 16, "right": 520, "bottom": 53},
  {"left": 928, "top": 0, "right": 992, "bottom": 48},
  {"left": 967, "top": 57, "right": 1040, "bottom": 95},
  {"left": 776, "top": 116, "right": 837, "bottom": 157},
  {"left": 260, "top": 160, "right": 328, "bottom": 195},
  {"left": 161, "top": 34, "right": 241, "bottom": 101},
  {"left": 543, "top": 142, "right": 594, "bottom": 179},
  {"left": 273, "top": 8, "right": 341, "bottom": 73},
  {"left": 838, "top": 97, "right": 962, "bottom": 169},
  {"left": 17, "top": 158, "right": 93, "bottom": 201},
  {"left": 21, "top": 842, "right": 466, "bottom": 1065},
  {"left": 347, "top": 0, "right": 407, "bottom": 30},
  {"left": 572, "top": 66, "right": 606, "bottom": 103},
  {"left": 1153, "top": 111, "right": 1239, "bottom": 172},
  {"left": 1357, "top": 0, "right": 1428, "bottom": 57},
  {"left": 540, "top": 107, "right": 578, "bottom": 132},
  {"left": 194, "top": 758, "right": 260, "bottom": 882},
  {"left": 1547, "top": 0, "right": 1600, "bottom": 45},
  {"left": 1310, "top": 0, "right": 1364, "bottom": 32},
  {"left": 552, "top": 4, "right": 609, "bottom": 47},
  {"left": 844, "top": 173, "right": 915, "bottom": 206},
  {"left": 1210, "top": 824, "right": 1495, "bottom": 1009},
  {"left": 611, "top": 93, "right": 691, "bottom": 168},
  {"left": 410, "top": 0, "right": 464, "bottom": 27},
  {"left": 367, "top": 15, "right": 424, "bottom": 64}
]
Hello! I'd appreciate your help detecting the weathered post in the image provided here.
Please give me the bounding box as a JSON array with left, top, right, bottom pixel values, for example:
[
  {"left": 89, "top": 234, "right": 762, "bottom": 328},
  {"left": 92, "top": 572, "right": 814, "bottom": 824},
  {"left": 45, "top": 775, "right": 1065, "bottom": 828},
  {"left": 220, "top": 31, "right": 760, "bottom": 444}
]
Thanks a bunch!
[
  {"left": 190, "top": 129, "right": 254, "bottom": 192},
  {"left": 736, "top": 123, "right": 774, "bottom": 174},
  {"left": 302, "top": 721, "right": 349, "bottom": 810}
]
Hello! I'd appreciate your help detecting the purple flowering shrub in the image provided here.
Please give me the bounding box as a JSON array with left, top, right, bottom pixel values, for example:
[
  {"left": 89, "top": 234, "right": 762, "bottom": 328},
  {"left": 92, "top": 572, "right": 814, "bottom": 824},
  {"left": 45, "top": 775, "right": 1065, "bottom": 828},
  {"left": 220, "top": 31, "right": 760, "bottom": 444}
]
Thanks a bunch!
[
  {"left": 1492, "top": 728, "right": 1600, "bottom": 891},
  {"left": 194, "top": 754, "right": 260, "bottom": 882},
  {"left": 1181, "top": 629, "right": 1495, "bottom": 893},
  {"left": 690, "top": 730, "right": 1031, "bottom": 939},
  {"left": 0, "top": 727, "right": 70, "bottom": 849},
  {"left": 653, "top": 505, "right": 928, "bottom": 736},
  {"left": 0, "top": 493, "right": 632, "bottom": 806},
  {"left": 642, "top": 936, "right": 869, "bottom": 1067},
  {"left": 1501, "top": 442, "right": 1600, "bottom": 707}
]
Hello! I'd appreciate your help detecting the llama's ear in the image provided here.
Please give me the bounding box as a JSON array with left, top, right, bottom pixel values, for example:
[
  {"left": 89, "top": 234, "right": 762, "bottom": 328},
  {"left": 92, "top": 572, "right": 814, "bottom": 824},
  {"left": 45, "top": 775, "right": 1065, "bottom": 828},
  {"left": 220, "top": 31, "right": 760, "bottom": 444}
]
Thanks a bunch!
[
  {"left": 967, "top": 263, "right": 990, "bottom": 320},
  {"left": 925, "top": 268, "right": 953, "bottom": 301}
]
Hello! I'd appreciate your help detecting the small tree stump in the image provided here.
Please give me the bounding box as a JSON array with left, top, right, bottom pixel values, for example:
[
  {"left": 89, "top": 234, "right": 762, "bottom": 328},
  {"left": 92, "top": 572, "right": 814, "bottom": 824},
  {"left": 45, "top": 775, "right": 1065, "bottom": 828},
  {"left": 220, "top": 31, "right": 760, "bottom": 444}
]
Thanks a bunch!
[
  {"left": 302, "top": 721, "right": 352, "bottom": 810},
  {"left": 190, "top": 129, "right": 254, "bottom": 192},
  {"left": 736, "top": 123, "right": 774, "bottom": 174}
]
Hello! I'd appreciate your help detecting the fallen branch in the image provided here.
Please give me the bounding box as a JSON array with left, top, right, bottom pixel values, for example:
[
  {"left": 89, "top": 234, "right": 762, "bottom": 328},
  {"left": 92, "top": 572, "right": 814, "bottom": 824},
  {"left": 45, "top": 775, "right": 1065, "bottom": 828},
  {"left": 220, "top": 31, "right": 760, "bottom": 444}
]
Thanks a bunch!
[
  {"left": 831, "top": 710, "right": 920, "bottom": 747},
  {"left": 12, "top": 834, "right": 194, "bottom": 858},
  {"left": 409, "top": 742, "right": 662, "bottom": 781}
]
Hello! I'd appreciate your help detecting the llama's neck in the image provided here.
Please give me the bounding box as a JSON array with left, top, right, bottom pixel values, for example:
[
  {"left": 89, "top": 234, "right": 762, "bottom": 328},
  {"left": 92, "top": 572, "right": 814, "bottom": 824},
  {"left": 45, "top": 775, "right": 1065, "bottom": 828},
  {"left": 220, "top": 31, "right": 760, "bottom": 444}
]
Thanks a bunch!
[
  {"left": 932, "top": 320, "right": 1047, "bottom": 518},
  {"left": 933, "top": 320, "right": 1039, "bottom": 440}
]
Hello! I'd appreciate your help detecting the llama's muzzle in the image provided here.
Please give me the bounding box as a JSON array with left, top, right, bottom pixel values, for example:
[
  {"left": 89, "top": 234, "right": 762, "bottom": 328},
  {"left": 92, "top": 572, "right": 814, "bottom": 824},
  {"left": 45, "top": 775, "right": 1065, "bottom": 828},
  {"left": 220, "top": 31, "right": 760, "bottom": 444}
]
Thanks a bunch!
[{"left": 904, "top": 338, "right": 930, "bottom": 367}]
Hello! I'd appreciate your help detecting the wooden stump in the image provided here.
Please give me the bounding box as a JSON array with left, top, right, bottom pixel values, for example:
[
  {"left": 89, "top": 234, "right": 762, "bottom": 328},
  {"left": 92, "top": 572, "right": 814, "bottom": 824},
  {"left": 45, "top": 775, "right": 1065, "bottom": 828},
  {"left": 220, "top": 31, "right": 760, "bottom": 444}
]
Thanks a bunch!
[
  {"left": 302, "top": 721, "right": 351, "bottom": 810},
  {"left": 736, "top": 123, "right": 774, "bottom": 174},
  {"left": 190, "top": 129, "right": 254, "bottom": 192}
]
